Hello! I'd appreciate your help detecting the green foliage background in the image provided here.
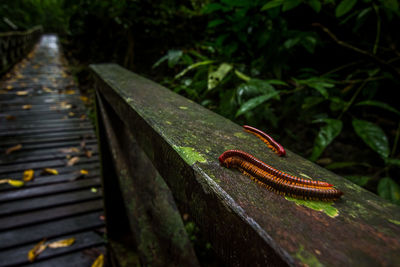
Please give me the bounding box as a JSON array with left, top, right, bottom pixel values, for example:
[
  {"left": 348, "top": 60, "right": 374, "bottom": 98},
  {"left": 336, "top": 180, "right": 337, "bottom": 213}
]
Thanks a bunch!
[{"left": 1, "top": 0, "right": 400, "bottom": 205}]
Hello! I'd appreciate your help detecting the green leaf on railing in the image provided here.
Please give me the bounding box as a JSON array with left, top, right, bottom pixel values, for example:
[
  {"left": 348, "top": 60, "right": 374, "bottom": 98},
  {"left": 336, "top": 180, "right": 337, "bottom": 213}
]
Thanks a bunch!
[
  {"left": 175, "top": 60, "right": 214, "bottom": 79},
  {"left": 236, "top": 92, "right": 280, "bottom": 117},
  {"left": 345, "top": 175, "right": 372, "bottom": 186},
  {"left": 208, "top": 63, "right": 233, "bottom": 90},
  {"left": 378, "top": 177, "right": 400, "bottom": 205},
  {"left": 152, "top": 50, "right": 183, "bottom": 69},
  {"left": 352, "top": 119, "right": 390, "bottom": 159},
  {"left": 309, "top": 118, "right": 343, "bottom": 161},
  {"left": 335, "top": 0, "right": 357, "bottom": 17},
  {"left": 355, "top": 100, "right": 400, "bottom": 116},
  {"left": 261, "top": 0, "right": 284, "bottom": 11}
]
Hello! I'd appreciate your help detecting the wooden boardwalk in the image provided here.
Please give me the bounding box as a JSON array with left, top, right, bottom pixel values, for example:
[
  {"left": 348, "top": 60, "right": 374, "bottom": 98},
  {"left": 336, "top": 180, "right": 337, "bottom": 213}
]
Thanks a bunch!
[{"left": 0, "top": 35, "right": 105, "bottom": 266}]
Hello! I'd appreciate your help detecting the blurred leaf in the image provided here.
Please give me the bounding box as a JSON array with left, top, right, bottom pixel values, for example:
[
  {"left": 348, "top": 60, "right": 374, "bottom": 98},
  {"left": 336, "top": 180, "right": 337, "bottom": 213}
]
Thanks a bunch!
[
  {"left": 67, "top": 156, "right": 80, "bottom": 166},
  {"left": 282, "top": 0, "right": 302, "bottom": 12},
  {"left": 5, "top": 144, "right": 22, "bottom": 155},
  {"left": 355, "top": 100, "right": 400, "bottom": 116},
  {"left": 208, "top": 63, "right": 233, "bottom": 90},
  {"left": 265, "top": 79, "right": 288, "bottom": 86},
  {"left": 236, "top": 92, "right": 280, "bottom": 117},
  {"left": 23, "top": 169, "right": 34, "bottom": 182},
  {"left": 378, "top": 177, "right": 400, "bottom": 204},
  {"left": 175, "top": 60, "right": 214, "bottom": 79},
  {"left": 28, "top": 239, "right": 47, "bottom": 262},
  {"left": 385, "top": 158, "right": 400, "bottom": 167},
  {"left": 261, "top": 0, "right": 284, "bottom": 11},
  {"left": 336, "top": 0, "right": 357, "bottom": 17},
  {"left": 236, "top": 79, "right": 278, "bottom": 104},
  {"left": 48, "top": 238, "right": 75, "bottom": 248},
  {"left": 308, "top": 0, "right": 321, "bottom": 12},
  {"left": 8, "top": 179, "right": 25, "bottom": 187},
  {"left": 208, "top": 19, "right": 225, "bottom": 28},
  {"left": 153, "top": 50, "right": 183, "bottom": 68},
  {"left": 352, "top": 119, "right": 389, "bottom": 158},
  {"left": 80, "top": 169, "right": 89, "bottom": 175},
  {"left": 302, "top": 96, "right": 324, "bottom": 109},
  {"left": 310, "top": 119, "right": 343, "bottom": 161},
  {"left": 345, "top": 175, "right": 372, "bottom": 186},
  {"left": 42, "top": 168, "right": 59, "bottom": 175},
  {"left": 91, "top": 253, "right": 104, "bottom": 267},
  {"left": 22, "top": 104, "right": 32, "bottom": 110},
  {"left": 382, "top": 0, "right": 399, "bottom": 12},
  {"left": 234, "top": 69, "right": 251, "bottom": 81}
]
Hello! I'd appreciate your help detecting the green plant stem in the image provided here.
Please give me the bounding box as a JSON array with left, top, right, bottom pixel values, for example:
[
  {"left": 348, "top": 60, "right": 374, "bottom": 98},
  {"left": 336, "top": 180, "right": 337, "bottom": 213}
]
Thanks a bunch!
[
  {"left": 321, "top": 61, "right": 362, "bottom": 77},
  {"left": 373, "top": 4, "right": 381, "bottom": 55},
  {"left": 337, "top": 80, "right": 368, "bottom": 120},
  {"left": 391, "top": 121, "right": 400, "bottom": 157}
]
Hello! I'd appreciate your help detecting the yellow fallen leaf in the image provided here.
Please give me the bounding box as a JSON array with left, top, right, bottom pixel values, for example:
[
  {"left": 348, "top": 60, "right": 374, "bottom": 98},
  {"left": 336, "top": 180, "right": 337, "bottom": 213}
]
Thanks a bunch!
[
  {"left": 48, "top": 237, "right": 75, "bottom": 248},
  {"left": 22, "top": 104, "right": 32, "bottom": 110},
  {"left": 42, "top": 168, "right": 58, "bottom": 175},
  {"left": 91, "top": 254, "right": 104, "bottom": 267},
  {"left": 5, "top": 144, "right": 22, "bottom": 154},
  {"left": 80, "top": 169, "right": 89, "bottom": 175},
  {"left": 68, "top": 112, "right": 75, "bottom": 117},
  {"left": 23, "top": 169, "right": 35, "bottom": 182},
  {"left": 59, "top": 147, "right": 80, "bottom": 153},
  {"left": 28, "top": 239, "right": 47, "bottom": 262},
  {"left": 6, "top": 85, "right": 13, "bottom": 90},
  {"left": 67, "top": 156, "right": 80, "bottom": 166},
  {"left": 17, "top": 91, "right": 28, "bottom": 96},
  {"left": 8, "top": 180, "right": 25, "bottom": 187},
  {"left": 91, "top": 187, "right": 98, "bottom": 193},
  {"left": 80, "top": 114, "right": 86, "bottom": 120},
  {"left": 80, "top": 96, "right": 89, "bottom": 103}
]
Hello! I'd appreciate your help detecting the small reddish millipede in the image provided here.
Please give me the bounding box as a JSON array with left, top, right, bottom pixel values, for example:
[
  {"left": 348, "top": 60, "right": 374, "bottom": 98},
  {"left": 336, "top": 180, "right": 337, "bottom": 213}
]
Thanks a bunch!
[
  {"left": 243, "top": 125, "right": 286, "bottom": 156},
  {"left": 219, "top": 150, "right": 343, "bottom": 201}
]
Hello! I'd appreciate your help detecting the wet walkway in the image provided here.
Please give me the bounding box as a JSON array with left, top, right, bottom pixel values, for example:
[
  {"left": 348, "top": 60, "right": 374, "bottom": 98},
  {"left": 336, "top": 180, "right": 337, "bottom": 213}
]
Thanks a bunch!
[{"left": 0, "top": 35, "right": 105, "bottom": 266}]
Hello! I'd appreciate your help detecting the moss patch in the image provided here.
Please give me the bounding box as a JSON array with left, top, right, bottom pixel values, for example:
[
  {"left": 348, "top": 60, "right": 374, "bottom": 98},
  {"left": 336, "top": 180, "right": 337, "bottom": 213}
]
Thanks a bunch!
[
  {"left": 173, "top": 146, "right": 207, "bottom": 165},
  {"left": 179, "top": 106, "right": 188, "bottom": 110},
  {"left": 295, "top": 245, "right": 323, "bottom": 267},
  {"left": 285, "top": 197, "right": 339, "bottom": 218},
  {"left": 234, "top": 132, "right": 248, "bottom": 139}
]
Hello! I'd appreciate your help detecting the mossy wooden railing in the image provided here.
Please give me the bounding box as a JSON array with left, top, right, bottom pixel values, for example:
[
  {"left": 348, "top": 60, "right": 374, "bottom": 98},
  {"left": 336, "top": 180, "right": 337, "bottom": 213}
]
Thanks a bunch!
[
  {"left": 0, "top": 25, "right": 43, "bottom": 74},
  {"left": 91, "top": 63, "right": 400, "bottom": 267}
]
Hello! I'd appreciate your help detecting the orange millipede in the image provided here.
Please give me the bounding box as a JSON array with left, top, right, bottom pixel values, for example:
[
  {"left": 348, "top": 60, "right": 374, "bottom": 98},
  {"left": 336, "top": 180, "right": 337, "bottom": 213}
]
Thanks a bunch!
[
  {"left": 219, "top": 150, "right": 333, "bottom": 188},
  {"left": 243, "top": 125, "right": 286, "bottom": 156},
  {"left": 220, "top": 155, "right": 343, "bottom": 200}
]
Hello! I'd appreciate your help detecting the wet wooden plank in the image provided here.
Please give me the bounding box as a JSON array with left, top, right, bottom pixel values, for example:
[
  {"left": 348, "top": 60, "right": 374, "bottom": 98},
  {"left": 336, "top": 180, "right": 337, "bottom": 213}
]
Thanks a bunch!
[
  {"left": 0, "top": 178, "right": 100, "bottom": 203},
  {"left": 0, "top": 189, "right": 102, "bottom": 217},
  {"left": 28, "top": 246, "right": 106, "bottom": 267},
  {"left": 0, "top": 211, "right": 104, "bottom": 250},
  {"left": 0, "top": 233, "right": 104, "bottom": 267}
]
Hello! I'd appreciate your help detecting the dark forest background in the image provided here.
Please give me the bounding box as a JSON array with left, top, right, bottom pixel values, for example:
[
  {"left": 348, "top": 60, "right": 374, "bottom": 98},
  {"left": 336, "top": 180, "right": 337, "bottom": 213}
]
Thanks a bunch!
[{"left": 1, "top": 0, "right": 400, "bottom": 205}]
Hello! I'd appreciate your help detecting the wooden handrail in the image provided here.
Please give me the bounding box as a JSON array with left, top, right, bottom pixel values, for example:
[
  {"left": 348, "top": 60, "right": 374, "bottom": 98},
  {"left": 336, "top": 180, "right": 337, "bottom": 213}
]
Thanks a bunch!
[
  {"left": 91, "top": 63, "right": 400, "bottom": 266},
  {"left": 0, "top": 26, "right": 43, "bottom": 75}
]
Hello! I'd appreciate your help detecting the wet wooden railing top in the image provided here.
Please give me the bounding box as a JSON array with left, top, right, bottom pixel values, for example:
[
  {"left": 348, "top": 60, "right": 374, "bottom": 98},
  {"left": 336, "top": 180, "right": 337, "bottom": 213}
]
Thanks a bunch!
[{"left": 91, "top": 63, "right": 400, "bottom": 266}]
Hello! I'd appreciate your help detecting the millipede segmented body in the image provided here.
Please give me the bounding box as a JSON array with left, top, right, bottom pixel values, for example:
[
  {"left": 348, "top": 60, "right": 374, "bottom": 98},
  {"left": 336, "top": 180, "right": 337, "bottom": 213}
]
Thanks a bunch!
[
  {"left": 221, "top": 156, "right": 343, "bottom": 200},
  {"left": 243, "top": 125, "right": 286, "bottom": 156},
  {"left": 219, "top": 150, "right": 333, "bottom": 188}
]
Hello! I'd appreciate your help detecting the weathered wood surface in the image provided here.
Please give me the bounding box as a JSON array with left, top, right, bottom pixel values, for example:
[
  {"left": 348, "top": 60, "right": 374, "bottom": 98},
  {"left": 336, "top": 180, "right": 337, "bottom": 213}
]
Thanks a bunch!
[
  {"left": 0, "top": 35, "right": 105, "bottom": 266},
  {"left": 0, "top": 26, "right": 43, "bottom": 75},
  {"left": 91, "top": 63, "right": 400, "bottom": 267}
]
